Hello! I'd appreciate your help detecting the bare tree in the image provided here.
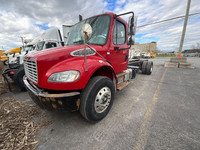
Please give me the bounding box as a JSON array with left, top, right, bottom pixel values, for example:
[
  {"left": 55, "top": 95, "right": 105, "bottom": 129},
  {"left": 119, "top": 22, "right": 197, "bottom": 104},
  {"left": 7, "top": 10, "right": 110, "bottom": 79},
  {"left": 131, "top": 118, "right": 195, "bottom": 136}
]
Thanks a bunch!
[
  {"left": 196, "top": 42, "right": 200, "bottom": 49},
  {"left": 191, "top": 44, "right": 196, "bottom": 50},
  {"left": 191, "top": 42, "right": 200, "bottom": 50}
]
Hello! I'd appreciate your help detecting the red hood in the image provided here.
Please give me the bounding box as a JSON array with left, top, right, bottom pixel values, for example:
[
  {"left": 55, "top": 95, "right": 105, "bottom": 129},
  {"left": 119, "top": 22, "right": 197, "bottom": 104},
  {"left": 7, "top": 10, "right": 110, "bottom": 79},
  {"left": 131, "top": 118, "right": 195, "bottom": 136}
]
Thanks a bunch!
[
  {"left": 25, "top": 44, "right": 108, "bottom": 86},
  {"left": 26, "top": 45, "right": 86, "bottom": 85},
  {"left": 28, "top": 45, "right": 83, "bottom": 60},
  {"left": 27, "top": 45, "right": 86, "bottom": 75}
]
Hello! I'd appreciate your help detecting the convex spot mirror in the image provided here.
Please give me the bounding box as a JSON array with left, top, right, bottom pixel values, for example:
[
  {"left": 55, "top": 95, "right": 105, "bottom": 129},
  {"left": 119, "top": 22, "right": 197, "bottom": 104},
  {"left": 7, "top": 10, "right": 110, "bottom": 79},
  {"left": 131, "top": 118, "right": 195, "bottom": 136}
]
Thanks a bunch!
[{"left": 81, "top": 24, "right": 92, "bottom": 41}]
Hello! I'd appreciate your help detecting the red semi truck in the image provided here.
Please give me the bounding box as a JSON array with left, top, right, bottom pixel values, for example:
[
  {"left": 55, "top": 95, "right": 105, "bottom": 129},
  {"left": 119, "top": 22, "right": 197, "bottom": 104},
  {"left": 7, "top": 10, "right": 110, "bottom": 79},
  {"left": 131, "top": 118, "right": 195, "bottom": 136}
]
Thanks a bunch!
[{"left": 23, "top": 12, "right": 153, "bottom": 122}]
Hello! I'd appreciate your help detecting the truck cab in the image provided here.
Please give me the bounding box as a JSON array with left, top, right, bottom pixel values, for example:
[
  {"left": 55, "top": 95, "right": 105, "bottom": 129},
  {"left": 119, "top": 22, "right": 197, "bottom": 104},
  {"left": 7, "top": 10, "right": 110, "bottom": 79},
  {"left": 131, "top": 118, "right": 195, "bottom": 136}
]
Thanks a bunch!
[
  {"left": 1, "top": 47, "right": 21, "bottom": 65},
  {"left": 8, "top": 44, "right": 34, "bottom": 68},
  {"left": 24, "top": 12, "right": 152, "bottom": 122}
]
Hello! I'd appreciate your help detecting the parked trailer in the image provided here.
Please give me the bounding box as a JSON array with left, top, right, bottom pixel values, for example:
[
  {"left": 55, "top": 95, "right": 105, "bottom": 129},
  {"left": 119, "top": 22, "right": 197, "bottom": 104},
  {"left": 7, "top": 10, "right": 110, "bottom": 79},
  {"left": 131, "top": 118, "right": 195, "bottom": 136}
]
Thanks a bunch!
[
  {"left": 23, "top": 12, "right": 153, "bottom": 123},
  {"left": 129, "top": 59, "right": 153, "bottom": 75}
]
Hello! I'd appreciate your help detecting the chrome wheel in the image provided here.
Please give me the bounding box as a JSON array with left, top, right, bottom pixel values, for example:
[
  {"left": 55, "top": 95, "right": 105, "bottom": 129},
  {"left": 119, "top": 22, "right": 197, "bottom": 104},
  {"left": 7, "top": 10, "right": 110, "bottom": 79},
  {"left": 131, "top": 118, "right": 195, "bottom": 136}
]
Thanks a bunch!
[
  {"left": 150, "top": 66, "right": 153, "bottom": 73},
  {"left": 94, "top": 87, "right": 111, "bottom": 113}
]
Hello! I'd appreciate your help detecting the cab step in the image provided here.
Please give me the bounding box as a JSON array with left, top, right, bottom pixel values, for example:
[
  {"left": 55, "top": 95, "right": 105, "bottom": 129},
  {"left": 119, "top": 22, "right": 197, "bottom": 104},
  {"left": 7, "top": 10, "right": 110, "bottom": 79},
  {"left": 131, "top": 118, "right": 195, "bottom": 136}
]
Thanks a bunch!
[
  {"left": 117, "top": 81, "right": 130, "bottom": 91},
  {"left": 116, "top": 71, "right": 129, "bottom": 78}
]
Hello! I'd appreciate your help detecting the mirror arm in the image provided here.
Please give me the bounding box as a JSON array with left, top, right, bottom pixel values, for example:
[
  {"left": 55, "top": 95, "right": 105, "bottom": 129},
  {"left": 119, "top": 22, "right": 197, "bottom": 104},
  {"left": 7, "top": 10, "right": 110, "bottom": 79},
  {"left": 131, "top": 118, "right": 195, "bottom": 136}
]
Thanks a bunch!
[{"left": 115, "top": 11, "right": 134, "bottom": 18}]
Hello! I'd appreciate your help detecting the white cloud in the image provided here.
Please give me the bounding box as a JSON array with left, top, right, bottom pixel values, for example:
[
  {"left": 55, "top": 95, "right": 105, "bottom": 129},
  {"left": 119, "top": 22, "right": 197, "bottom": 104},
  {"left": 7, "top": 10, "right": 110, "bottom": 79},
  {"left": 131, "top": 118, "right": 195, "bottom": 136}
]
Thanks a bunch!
[
  {"left": 0, "top": 0, "right": 104, "bottom": 50},
  {"left": 0, "top": 0, "right": 199, "bottom": 51},
  {"left": 0, "top": 11, "right": 43, "bottom": 50},
  {"left": 112, "top": 0, "right": 200, "bottom": 51},
  {"left": 116, "top": 0, "right": 126, "bottom": 5}
]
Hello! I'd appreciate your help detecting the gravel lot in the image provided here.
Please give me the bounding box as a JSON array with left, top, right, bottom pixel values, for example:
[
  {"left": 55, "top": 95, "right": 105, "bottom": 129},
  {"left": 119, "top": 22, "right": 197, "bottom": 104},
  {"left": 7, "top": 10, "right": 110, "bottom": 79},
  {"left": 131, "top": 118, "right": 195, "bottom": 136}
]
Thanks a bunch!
[{"left": 1, "top": 57, "right": 200, "bottom": 150}]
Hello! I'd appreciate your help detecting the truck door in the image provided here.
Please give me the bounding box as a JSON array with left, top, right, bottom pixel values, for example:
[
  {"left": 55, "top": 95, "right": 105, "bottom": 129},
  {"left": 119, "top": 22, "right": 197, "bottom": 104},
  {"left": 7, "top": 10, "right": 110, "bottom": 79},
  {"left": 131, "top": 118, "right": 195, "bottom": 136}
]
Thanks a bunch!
[{"left": 109, "top": 19, "right": 129, "bottom": 73}]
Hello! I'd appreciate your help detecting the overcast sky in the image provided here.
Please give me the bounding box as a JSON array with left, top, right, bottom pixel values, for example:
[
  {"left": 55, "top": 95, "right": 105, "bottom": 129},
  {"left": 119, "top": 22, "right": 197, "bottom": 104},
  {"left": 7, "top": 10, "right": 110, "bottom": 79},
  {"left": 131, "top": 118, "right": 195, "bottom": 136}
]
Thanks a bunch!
[{"left": 0, "top": 0, "right": 200, "bottom": 51}]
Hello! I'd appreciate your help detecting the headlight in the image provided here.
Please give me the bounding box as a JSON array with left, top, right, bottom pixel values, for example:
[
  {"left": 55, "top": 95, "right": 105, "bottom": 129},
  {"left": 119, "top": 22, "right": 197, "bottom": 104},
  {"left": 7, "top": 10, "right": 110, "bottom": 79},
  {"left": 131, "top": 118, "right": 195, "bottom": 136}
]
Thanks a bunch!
[{"left": 48, "top": 70, "right": 80, "bottom": 83}]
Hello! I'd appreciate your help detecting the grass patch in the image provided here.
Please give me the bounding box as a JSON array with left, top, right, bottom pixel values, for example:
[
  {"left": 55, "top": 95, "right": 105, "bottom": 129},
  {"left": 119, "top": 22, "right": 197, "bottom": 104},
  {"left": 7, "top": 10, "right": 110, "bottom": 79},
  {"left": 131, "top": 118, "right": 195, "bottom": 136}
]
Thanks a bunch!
[{"left": 156, "top": 54, "right": 176, "bottom": 57}]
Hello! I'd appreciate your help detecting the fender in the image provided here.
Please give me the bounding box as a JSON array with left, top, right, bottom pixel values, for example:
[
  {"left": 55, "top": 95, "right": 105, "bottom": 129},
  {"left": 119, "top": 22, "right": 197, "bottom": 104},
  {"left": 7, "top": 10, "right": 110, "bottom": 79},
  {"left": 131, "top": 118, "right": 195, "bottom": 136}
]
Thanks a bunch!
[{"left": 38, "top": 56, "right": 115, "bottom": 91}]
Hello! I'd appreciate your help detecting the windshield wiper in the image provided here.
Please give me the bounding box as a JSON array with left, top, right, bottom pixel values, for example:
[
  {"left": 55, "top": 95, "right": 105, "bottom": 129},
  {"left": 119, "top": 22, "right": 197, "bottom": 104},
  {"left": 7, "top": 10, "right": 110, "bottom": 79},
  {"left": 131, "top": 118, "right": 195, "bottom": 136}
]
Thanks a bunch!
[{"left": 73, "top": 40, "right": 84, "bottom": 44}]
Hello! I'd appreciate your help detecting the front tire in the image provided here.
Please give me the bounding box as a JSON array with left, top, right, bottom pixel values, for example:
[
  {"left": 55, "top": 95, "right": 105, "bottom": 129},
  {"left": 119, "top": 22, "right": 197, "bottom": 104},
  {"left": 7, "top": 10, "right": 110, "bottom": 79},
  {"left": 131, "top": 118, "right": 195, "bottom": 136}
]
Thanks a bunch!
[
  {"left": 13, "top": 67, "right": 26, "bottom": 91},
  {"left": 80, "top": 76, "right": 115, "bottom": 123}
]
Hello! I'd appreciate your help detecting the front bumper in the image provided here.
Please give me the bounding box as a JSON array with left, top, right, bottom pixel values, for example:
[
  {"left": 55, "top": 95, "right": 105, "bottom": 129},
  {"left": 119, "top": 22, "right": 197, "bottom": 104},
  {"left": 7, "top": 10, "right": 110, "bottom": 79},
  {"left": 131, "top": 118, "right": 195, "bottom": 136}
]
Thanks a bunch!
[
  {"left": 23, "top": 77, "right": 81, "bottom": 111},
  {"left": 9, "top": 63, "right": 22, "bottom": 69}
]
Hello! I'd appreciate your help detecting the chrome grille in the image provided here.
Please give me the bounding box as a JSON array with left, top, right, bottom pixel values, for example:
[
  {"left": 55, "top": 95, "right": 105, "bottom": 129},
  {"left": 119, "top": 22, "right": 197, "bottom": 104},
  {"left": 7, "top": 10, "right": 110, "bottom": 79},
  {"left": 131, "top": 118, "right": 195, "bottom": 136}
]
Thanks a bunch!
[{"left": 24, "top": 58, "right": 38, "bottom": 83}]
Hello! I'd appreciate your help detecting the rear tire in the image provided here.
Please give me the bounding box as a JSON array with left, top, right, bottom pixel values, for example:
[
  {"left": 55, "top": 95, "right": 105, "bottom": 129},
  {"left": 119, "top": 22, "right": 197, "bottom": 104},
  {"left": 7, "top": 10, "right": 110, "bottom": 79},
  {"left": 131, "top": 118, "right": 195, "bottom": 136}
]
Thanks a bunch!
[
  {"left": 146, "top": 61, "right": 153, "bottom": 75},
  {"left": 13, "top": 67, "right": 26, "bottom": 91},
  {"left": 142, "top": 61, "right": 148, "bottom": 74},
  {"left": 131, "top": 69, "right": 136, "bottom": 79},
  {"left": 80, "top": 76, "right": 115, "bottom": 123}
]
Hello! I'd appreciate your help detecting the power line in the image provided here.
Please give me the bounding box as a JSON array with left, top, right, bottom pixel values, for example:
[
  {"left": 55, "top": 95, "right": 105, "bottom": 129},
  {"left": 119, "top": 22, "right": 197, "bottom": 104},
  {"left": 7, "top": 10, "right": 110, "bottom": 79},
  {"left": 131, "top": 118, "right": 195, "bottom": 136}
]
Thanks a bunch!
[{"left": 137, "top": 12, "right": 200, "bottom": 28}]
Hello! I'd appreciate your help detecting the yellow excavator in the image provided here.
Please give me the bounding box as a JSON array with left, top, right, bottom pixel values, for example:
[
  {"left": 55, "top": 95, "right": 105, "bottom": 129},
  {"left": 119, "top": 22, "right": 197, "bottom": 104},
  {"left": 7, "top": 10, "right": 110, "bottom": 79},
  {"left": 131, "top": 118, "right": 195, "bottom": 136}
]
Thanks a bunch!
[
  {"left": 0, "top": 47, "right": 21, "bottom": 65},
  {"left": 150, "top": 51, "right": 156, "bottom": 58},
  {"left": 0, "top": 50, "right": 4, "bottom": 57}
]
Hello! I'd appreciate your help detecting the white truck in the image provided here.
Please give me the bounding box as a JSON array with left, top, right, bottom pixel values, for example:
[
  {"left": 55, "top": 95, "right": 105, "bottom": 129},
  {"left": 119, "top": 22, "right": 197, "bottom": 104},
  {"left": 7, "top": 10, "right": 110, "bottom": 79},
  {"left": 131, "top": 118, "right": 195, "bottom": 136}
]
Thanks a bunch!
[
  {"left": 8, "top": 28, "right": 64, "bottom": 66},
  {"left": 141, "top": 52, "right": 150, "bottom": 58},
  {"left": 129, "top": 49, "right": 141, "bottom": 59},
  {"left": 3, "top": 27, "right": 69, "bottom": 90}
]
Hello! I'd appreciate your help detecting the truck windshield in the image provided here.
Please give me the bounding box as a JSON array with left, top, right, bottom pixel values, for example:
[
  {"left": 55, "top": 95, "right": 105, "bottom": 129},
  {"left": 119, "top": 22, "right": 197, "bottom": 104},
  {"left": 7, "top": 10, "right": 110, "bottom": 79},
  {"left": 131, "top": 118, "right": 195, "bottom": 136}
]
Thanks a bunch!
[
  {"left": 22, "top": 45, "right": 33, "bottom": 52},
  {"left": 36, "top": 41, "right": 45, "bottom": 50},
  {"left": 66, "top": 15, "right": 110, "bottom": 46}
]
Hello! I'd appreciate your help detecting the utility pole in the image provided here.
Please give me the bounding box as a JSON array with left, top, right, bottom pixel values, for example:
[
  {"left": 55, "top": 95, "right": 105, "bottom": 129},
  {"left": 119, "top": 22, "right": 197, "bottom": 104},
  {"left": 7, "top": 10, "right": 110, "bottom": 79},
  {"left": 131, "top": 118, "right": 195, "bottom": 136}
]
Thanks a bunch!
[{"left": 178, "top": 0, "right": 191, "bottom": 54}]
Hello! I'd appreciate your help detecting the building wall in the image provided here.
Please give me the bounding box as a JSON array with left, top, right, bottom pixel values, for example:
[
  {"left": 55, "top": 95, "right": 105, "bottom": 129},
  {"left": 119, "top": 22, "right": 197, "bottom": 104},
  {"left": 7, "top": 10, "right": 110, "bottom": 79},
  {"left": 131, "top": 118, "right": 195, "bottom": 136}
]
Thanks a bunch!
[
  {"left": 132, "top": 42, "right": 157, "bottom": 52},
  {"left": 183, "top": 53, "right": 199, "bottom": 57}
]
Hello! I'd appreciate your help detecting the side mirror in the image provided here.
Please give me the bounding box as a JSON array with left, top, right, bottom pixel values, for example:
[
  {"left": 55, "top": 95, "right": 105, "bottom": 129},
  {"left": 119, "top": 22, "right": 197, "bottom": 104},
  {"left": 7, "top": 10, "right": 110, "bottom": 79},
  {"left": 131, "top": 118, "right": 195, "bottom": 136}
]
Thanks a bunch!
[
  {"left": 13, "top": 52, "right": 15, "bottom": 57},
  {"left": 128, "top": 36, "right": 135, "bottom": 45},
  {"left": 128, "top": 16, "right": 137, "bottom": 35},
  {"left": 79, "top": 15, "right": 83, "bottom": 22}
]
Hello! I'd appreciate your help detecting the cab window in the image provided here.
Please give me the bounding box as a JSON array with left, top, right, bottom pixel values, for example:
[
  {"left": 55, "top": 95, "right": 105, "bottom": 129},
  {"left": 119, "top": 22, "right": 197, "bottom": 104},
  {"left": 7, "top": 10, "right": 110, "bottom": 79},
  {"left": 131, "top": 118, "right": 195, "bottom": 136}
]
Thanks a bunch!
[
  {"left": 46, "top": 42, "right": 57, "bottom": 49},
  {"left": 113, "top": 20, "right": 126, "bottom": 45}
]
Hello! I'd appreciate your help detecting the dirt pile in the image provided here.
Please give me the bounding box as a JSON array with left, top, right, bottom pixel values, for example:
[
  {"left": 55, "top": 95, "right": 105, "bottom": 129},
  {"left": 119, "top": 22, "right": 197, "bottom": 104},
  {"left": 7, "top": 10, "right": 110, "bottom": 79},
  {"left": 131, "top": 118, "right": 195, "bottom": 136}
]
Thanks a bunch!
[
  {"left": 0, "top": 97, "right": 51, "bottom": 150},
  {"left": 0, "top": 62, "right": 9, "bottom": 95}
]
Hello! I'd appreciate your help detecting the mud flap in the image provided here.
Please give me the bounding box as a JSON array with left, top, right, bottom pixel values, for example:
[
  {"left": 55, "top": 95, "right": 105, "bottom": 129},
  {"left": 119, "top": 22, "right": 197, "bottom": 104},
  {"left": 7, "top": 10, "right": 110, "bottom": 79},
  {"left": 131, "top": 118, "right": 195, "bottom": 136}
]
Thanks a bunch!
[{"left": 2, "top": 69, "right": 14, "bottom": 91}]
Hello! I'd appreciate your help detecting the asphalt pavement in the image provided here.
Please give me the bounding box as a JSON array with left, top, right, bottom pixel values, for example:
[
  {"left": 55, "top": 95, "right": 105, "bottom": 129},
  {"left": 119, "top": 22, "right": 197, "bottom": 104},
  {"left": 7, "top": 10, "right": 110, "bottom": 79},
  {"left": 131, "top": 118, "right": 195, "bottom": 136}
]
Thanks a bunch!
[{"left": 1, "top": 57, "right": 200, "bottom": 150}]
